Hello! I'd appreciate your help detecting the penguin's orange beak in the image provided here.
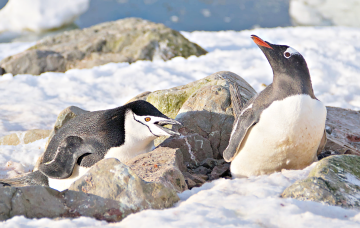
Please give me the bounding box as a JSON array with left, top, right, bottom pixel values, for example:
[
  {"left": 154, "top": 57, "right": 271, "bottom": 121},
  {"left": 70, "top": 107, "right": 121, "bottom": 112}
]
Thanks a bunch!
[{"left": 251, "top": 35, "right": 273, "bottom": 49}]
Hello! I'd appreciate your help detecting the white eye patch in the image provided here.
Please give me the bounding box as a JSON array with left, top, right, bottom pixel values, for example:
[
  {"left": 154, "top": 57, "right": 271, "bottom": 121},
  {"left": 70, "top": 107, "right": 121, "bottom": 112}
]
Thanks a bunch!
[{"left": 284, "top": 47, "right": 300, "bottom": 58}]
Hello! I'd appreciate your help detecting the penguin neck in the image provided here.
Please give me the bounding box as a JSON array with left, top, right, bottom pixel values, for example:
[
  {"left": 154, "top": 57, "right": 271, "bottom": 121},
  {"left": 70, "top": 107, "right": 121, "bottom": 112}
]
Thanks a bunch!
[
  {"left": 104, "top": 110, "right": 156, "bottom": 163},
  {"left": 272, "top": 71, "right": 315, "bottom": 99}
]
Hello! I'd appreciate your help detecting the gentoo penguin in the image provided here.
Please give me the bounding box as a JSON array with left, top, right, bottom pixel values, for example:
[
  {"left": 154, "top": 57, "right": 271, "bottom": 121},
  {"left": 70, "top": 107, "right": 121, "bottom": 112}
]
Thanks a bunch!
[
  {"left": 0, "top": 100, "right": 181, "bottom": 191},
  {"left": 223, "top": 35, "right": 327, "bottom": 178}
]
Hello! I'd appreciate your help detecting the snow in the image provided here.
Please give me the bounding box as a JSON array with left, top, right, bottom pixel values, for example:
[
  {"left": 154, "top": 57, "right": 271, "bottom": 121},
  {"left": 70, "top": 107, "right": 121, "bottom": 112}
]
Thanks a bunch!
[
  {"left": 0, "top": 0, "right": 89, "bottom": 33},
  {"left": 2, "top": 163, "right": 360, "bottom": 227},
  {"left": 0, "top": 41, "right": 35, "bottom": 60},
  {"left": 345, "top": 173, "right": 360, "bottom": 186},
  {"left": 1, "top": 26, "right": 360, "bottom": 138},
  {"left": 290, "top": 0, "right": 360, "bottom": 27},
  {"left": 1, "top": 26, "right": 360, "bottom": 226}
]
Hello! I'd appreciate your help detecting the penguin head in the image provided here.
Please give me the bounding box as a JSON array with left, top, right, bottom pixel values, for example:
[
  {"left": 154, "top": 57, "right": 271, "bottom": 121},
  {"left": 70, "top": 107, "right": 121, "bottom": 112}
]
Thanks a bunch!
[
  {"left": 124, "top": 100, "right": 182, "bottom": 138},
  {"left": 251, "top": 35, "right": 310, "bottom": 79}
]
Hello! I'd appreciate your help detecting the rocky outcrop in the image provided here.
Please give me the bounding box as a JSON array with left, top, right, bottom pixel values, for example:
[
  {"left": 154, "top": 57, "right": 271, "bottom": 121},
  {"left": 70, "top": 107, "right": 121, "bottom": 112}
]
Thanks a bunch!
[
  {"left": 322, "top": 107, "right": 360, "bottom": 156},
  {"left": 130, "top": 71, "right": 257, "bottom": 165},
  {"left": 282, "top": 155, "right": 360, "bottom": 209},
  {"left": 0, "top": 129, "right": 51, "bottom": 146},
  {"left": 127, "top": 71, "right": 255, "bottom": 189},
  {"left": 34, "top": 71, "right": 254, "bottom": 191},
  {"left": 0, "top": 158, "right": 178, "bottom": 222},
  {"left": 0, "top": 18, "right": 207, "bottom": 76}
]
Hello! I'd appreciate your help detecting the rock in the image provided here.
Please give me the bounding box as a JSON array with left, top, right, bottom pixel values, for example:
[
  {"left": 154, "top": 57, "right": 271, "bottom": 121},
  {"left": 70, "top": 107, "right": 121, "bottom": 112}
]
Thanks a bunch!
[
  {"left": 160, "top": 134, "right": 213, "bottom": 167},
  {"left": 33, "top": 106, "right": 88, "bottom": 172},
  {"left": 193, "top": 166, "right": 211, "bottom": 175},
  {"left": 199, "top": 158, "right": 219, "bottom": 169},
  {"left": 282, "top": 155, "right": 360, "bottom": 209},
  {"left": 69, "top": 158, "right": 179, "bottom": 209},
  {"left": 0, "top": 50, "right": 66, "bottom": 75},
  {"left": 129, "top": 71, "right": 257, "bottom": 167},
  {"left": 51, "top": 105, "right": 88, "bottom": 133},
  {"left": 125, "top": 147, "right": 188, "bottom": 192},
  {"left": 324, "top": 107, "right": 360, "bottom": 156},
  {"left": 0, "top": 129, "right": 51, "bottom": 146},
  {"left": 210, "top": 163, "right": 231, "bottom": 180},
  {"left": 184, "top": 175, "right": 197, "bottom": 189},
  {"left": 183, "top": 172, "right": 207, "bottom": 189},
  {"left": 1, "top": 18, "right": 207, "bottom": 76},
  {"left": 0, "top": 168, "right": 178, "bottom": 223},
  {"left": 0, "top": 158, "right": 179, "bottom": 222}
]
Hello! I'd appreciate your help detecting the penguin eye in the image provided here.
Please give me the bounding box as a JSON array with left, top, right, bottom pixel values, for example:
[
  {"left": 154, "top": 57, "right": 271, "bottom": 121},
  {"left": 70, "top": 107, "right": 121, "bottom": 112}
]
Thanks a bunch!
[
  {"left": 284, "top": 52, "right": 291, "bottom": 58},
  {"left": 145, "top": 117, "right": 151, "bottom": 122}
]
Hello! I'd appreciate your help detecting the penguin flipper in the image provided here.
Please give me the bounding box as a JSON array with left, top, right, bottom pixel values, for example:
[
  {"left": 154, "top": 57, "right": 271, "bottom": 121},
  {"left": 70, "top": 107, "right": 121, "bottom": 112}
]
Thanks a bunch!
[
  {"left": 224, "top": 83, "right": 259, "bottom": 162},
  {"left": 0, "top": 170, "right": 48, "bottom": 187},
  {"left": 223, "top": 107, "right": 258, "bottom": 162},
  {"left": 39, "top": 136, "right": 95, "bottom": 179},
  {"left": 229, "top": 83, "right": 243, "bottom": 118}
]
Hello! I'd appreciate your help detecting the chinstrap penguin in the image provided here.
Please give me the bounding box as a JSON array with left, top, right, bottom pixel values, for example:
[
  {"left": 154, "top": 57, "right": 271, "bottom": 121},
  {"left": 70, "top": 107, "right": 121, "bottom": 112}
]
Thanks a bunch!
[
  {"left": 0, "top": 100, "right": 181, "bottom": 191},
  {"left": 223, "top": 35, "right": 327, "bottom": 178}
]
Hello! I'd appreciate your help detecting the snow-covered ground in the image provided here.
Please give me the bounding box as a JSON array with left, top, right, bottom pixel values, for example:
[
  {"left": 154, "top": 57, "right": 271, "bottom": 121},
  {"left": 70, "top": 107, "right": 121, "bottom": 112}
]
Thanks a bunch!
[
  {"left": 290, "top": 0, "right": 360, "bottom": 27},
  {"left": 1, "top": 26, "right": 360, "bottom": 227},
  {"left": 0, "top": 0, "right": 89, "bottom": 34}
]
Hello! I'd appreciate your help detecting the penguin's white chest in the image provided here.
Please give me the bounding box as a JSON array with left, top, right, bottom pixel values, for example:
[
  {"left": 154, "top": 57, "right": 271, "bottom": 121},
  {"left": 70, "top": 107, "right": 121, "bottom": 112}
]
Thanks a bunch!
[
  {"left": 48, "top": 165, "right": 90, "bottom": 192},
  {"left": 231, "top": 94, "right": 326, "bottom": 178}
]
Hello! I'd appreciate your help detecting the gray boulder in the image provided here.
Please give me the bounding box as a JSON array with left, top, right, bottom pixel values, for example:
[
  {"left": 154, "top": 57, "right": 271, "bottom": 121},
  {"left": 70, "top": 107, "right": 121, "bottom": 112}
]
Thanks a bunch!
[
  {"left": 0, "top": 18, "right": 207, "bottom": 76},
  {"left": 125, "top": 147, "right": 187, "bottom": 192},
  {"left": 126, "top": 71, "right": 256, "bottom": 189},
  {"left": 282, "top": 155, "right": 360, "bottom": 209},
  {"left": 0, "top": 50, "right": 66, "bottom": 75},
  {"left": 323, "top": 107, "right": 360, "bottom": 156},
  {"left": 0, "top": 158, "right": 179, "bottom": 222},
  {"left": 130, "top": 71, "right": 257, "bottom": 168},
  {"left": 69, "top": 158, "right": 179, "bottom": 209}
]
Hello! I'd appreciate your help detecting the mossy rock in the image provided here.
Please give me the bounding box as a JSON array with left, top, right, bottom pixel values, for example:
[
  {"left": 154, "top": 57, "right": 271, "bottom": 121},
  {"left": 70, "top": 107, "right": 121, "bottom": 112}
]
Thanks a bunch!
[
  {"left": 1, "top": 18, "right": 207, "bottom": 76},
  {"left": 282, "top": 155, "right": 360, "bottom": 209},
  {"left": 129, "top": 71, "right": 256, "bottom": 157},
  {"left": 128, "top": 71, "right": 256, "bottom": 120}
]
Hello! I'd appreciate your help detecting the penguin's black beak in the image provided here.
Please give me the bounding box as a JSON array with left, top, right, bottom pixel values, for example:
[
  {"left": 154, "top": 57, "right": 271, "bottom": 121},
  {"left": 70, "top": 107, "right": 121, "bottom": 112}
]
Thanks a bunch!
[{"left": 154, "top": 118, "right": 182, "bottom": 136}]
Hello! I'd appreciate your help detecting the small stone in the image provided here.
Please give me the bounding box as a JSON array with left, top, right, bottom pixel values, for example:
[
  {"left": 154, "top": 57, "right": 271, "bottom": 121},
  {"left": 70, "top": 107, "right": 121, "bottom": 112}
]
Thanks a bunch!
[
  {"left": 193, "top": 166, "right": 211, "bottom": 175},
  {"left": 0, "top": 129, "right": 51, "bottom": 146},
  {"left": 184, "top": 177, "right": 197, "bottom": 189},
  {"left": 183, "top": 172, "right": 207, "bottom": 188},
  {"left": 192, "top": 174, "right": 209, "bottom": 182},
  {"left": 199, "top": 158, "right": 218, "bottom": 169},
  {"left": 210, "top": 163, "right": 230, "bottom": 180}
]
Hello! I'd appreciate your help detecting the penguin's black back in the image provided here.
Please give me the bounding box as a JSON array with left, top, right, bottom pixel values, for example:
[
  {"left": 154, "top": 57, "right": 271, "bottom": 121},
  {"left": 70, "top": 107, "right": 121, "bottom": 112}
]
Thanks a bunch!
[{"left": 42, "top": 100, "right": 166, "bottom": 167}]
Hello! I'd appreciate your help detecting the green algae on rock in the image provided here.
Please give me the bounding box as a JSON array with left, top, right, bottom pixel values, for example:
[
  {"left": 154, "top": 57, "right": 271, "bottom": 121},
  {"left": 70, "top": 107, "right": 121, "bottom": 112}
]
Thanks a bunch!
[{"left": 282, "top": 155, "right": 360, "bottom": 209}]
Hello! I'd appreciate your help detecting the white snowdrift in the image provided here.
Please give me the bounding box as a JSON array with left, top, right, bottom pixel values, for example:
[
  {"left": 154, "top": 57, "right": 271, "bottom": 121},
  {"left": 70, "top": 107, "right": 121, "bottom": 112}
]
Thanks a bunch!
[
  {"left": 290, "top": 0, "right": 360, "bottom": 26},
  {"left": 0, "top": 0, "right": 89, "bottom": 33}
]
